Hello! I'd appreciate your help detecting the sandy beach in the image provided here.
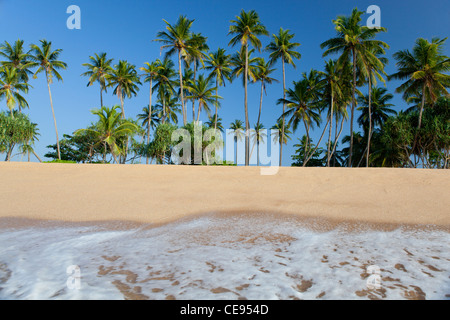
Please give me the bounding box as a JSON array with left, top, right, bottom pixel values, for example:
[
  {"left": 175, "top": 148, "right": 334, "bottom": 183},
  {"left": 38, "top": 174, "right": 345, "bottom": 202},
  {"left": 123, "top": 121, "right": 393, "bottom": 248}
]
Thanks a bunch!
[{"left": 0, "top": 162, "right": 449, "bottom": 228}]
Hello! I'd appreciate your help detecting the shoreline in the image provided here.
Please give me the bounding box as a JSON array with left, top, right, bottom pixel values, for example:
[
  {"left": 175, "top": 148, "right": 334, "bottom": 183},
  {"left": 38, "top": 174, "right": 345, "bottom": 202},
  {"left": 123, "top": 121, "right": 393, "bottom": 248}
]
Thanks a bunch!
[{"left": 1, "top": 162, "right": 449, "bottom": 230}]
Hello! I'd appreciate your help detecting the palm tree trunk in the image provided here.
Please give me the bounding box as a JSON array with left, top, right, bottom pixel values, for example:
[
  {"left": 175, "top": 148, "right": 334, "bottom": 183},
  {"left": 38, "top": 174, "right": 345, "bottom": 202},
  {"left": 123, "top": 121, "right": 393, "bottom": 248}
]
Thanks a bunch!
[
  {"left": 32, "top": 149, "right": 42, "bottom": 162},
  {"left": 193, "top": 60, "right": 197, "bottom": 123},
  {"left": 349, "top": 48, "right": 357, "bottom": 167},
  {"left": 331, "top": 117, "right": 345, "bottom": 165},
  {"left": 214, "top": 77, "right": 219, "bottom": 130},
  {"left": 302, "top": 119, "right": 310, "bottom": 166},
  {"left": 46, "top": 71, "right": 61, "bottom": 160},
  {"left": 147, "top": 78, "right": 153, "bottom": 164},
  {"left": 118, "top": 88, "right": 125, "bottom": 119},
  {"left": 411, "top": 83, "right": 427, "bottom": 167},
  {"left": 257, "top": 141, "right": 260, "bottom": 166},
  {"left": 234, "top": 136, "right": 238, "bottom": 165},
  {"left": 257, "top": 80, "right": 263, "bottom": 127},
  {"left": 196, "top": 100, "right": 203, "bottom": 123},
  {"left": 244, "top": 44, "right": 250, "bottom": 166},
  {"left": 280, "top": 56, "right": 286, "bottom": 166},
  {"left": 100, "top": 87, "right": 103, "bottom": 107},
  {"left": 366, "top": 75, "right": 372, "bottom": 167},
  {"left": 327, "top": 92, "right": 334, "bottom": 167},
  {"left": 178, "top": 50, "right": 187, "bottom": 125},
  {"left": 304, "top": 117, "right": 330, "bottom": 167}
]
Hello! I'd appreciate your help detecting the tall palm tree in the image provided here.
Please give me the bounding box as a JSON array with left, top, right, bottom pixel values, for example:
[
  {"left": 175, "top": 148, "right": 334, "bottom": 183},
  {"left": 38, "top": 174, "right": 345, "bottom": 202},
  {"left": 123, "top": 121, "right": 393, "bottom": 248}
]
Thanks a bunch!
[
  {"left": 154, "top": 91, "right": 180, "bottom": 124},
  {"left": 155, "top": 15, "right": 199, "bottom": 125},
  {"left": 185, "top": 74, "right": 221, "bottom": 124},
  {"left": 152, "top": 57, "right": 177, "bottom": 123},
  {"left": 254, "top": 58, "right": 278, "bottom": 127},
  {"left": 0, "top": 66, "right": 30, "bottom": 115},
  {"left": 140, "top": 60, "right": 162, "bottom": 162},
  {"left": 81, "top": 52, "right": 113, "bottom": 107},
  {"left": 0, "top": 39, "right": 33, "bottom": 83},
  {"left": 319, "top": 59, "right": 347, "bottom": 166},
  {"left": 229, "top": 9, "right": 268, "bottom": 166},
  {"left": 357, "top": 87, "right": 396, "bottom": 131},
  {"left": 29, "top": 39, "right": 67, "bottom": 160},
  {"left": 230, "top": 47, "right": 261, "bottom": 85},
  {"left": 389, "top": 37, "right": 450, "bottom": 165},
  {"left": 229, "top": 119, "right": 245, "bottom": 165},
  {"left": 321, "top": 8, "right": 388, "bottom": 166},
  {"left": 107, "top": 60, "right": 141, "bottom": 119},
  {"left": 205, "top": 48, "right": 233, "bottom": 130},
  {"left": 266, "top": 28, "right": 301, "bottom": 165},
  {"left": 75, "top": 106, "right": 138, "bottom": 164}
]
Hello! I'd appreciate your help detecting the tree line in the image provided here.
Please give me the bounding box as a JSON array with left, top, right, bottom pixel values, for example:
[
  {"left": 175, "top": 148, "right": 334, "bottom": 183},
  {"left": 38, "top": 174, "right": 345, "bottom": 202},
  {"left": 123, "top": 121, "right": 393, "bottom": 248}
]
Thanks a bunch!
[{"left": 1, "top": 8, "right": 449, "bottom": 168}]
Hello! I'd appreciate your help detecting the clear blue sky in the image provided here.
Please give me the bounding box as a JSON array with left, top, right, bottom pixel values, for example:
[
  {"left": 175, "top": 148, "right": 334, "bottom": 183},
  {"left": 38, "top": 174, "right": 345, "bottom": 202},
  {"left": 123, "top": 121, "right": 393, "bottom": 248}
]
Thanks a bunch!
[{"left": 1, "top": 0, "right": 449, "bottom": 165}]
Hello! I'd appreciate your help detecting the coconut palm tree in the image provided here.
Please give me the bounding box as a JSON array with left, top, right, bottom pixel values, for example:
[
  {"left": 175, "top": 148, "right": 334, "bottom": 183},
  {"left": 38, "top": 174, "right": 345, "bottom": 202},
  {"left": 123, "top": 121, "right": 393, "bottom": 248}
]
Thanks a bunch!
[
  {"left": 250, "top": 123, "right": 267, "bottom": 166},
  {"left": 81, "top": 52, "right": 113, "bottom": 107},
  {"left": 0, "top": 66, "right": 30, "bottom": 115},
  {"left": 74, "top": 106, "right": 138, "bottom": 164},
  {"left": 228, "top": 9, "right": 268, "bottom": 166},
  {"left": 229, "top": 119, "right": 245, "bottom": 165},
  {"left": 155, "top": 15, "right": 199, "bottom": 125},
  {"left": 205, "top": 115, "right": 224, "bottom": 132},
  {"left": 230, "top": 47, "right": 261, "bottom": 85},
  {"left": 321, "top": 7, "right": 388, "bottom": 166},
  {"left": 266, "top": 28, "right": 301, "bottom": 165},
  {"left": 204, "top": 48, "right": 233, "bottom": 130},
  {"left": 137, "top": 104, "right": 161, "bottom": 164},
  {"left": 107, "top": 60, "right": 141, "bottom": 119},
  {"left": 185, "top": 74, "right": 221, "bottom": 124},
  {"left": 0, "top": 39, "right": 33, "bottom": 83},
  {"left": 152, "top": 57, "right": 177, "bottom": 123},
  {"left": 154, "top": 91, "right": 180, "bottom": 125},
  {"left": 29, "top": 39, "right": 67, "bottom": 160},
  {"left": 254, "top": 58, "right": 278, "bottom": 127},
  {"left": 271, "top": 118, "right": 292, "bottom": 149},
  {"left": 278, "top": 79, "right": 321, "bottom": 165},
  {"left": 389, "top": 37, "right": 450, "bottom": 166},
  {"left": 140, "top": 60, "right": 162, "bottom": 162}
]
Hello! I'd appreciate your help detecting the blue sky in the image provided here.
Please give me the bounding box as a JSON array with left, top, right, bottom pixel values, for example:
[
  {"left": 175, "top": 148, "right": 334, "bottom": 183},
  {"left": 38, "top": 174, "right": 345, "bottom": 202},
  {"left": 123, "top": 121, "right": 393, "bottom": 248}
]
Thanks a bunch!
[{"left": 0, "top": 0, "right": 449, "bottom": 165}]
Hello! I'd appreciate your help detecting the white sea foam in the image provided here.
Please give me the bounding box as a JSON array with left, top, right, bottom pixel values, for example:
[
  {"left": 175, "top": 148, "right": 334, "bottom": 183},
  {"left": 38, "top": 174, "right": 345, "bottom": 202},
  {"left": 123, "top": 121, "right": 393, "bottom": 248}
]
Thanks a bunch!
[{"left": 0, "top": 214, "right": 449, "bottom": 300}]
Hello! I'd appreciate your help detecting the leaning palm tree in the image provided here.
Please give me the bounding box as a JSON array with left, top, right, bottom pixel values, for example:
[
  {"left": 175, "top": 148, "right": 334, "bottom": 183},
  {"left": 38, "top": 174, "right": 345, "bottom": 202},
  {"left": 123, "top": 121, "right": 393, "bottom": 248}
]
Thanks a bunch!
[
  {"left": 320, "top": 8, "right": 388, "bottom": 166},
  {"left": 29, "top": 39, "right": 67, "bottom": 160},
  {"left": 0, "top": 66, "right": 30, "bottom": 116},
  {"left": 228, "top": 9, "right": 268, "bottom": 166},
  {"left": 266, "top": 28, "right": 301, "bottom": 165},
  {"left": 185, "top": 74, "right": 221, "bottom": 124},
  {"left": 81, "top": 52, "right": 113, "bottom": 107},
  {"left": 107, "top": 60, "right": 141, "bottom": 119},
  {"left": 229, "top": 119, "right": 245, "bottom": 165},
  {"left": 0, "top": 39, "right": 33, "bottom": 83},
  {"left": 74, "top": 106, "right": 138, "bottom": 164},
  {"left": 155, "top": 15, "right": 199, "bottom": 125},
  {"left": 140, "top": 60, "right": 162, "bottom": 157},
  {"left": 254, "top": 58, "right": 278, "bottom": 127},
  {"left": 204, "top": 48, "right": 233, "bottom": 130},
  {"left": 389, "top": 37, "right": 450, "bottom": 165}
]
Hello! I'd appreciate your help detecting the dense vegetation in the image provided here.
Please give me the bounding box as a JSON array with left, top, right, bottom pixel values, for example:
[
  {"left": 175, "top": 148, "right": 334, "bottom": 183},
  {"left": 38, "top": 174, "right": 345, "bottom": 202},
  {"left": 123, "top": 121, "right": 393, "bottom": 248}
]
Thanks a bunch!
[{"left": 1, "top": 8, "right": 449, "bottom": 168}]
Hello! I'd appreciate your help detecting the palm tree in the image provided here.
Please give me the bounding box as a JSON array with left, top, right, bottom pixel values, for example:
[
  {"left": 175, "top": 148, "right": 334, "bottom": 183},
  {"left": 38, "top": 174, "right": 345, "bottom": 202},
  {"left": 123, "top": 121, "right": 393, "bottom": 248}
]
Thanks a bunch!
[
  {"left": 389, "top": 37, "right": 450, "bottom": 165},
  {"left": 74, "top": 106, "right": 138, "bottom": 164},
  {"left": 29, "top": 39, "right": 67, "bottom": 160},
  {"left": 205, "top": 48, "right": 233, "bottom": 130},
  {"left": 230, "top": 47, "right": 261, "bottom": 85},
  {"left": 0, "top": 66, "right": 30, "bottom": 116},
  {"left": 137, "top": 104, "right": 161, "bottom": 164},
  {"left": 266, "top": 28, "right": 301, "bottom": 165},
  {"left": 250, "top": 123, "right": 267, "bottom": 166},
  {"left": 0, "top": 39, "right": 33, "bottom": 82},
  {"left": 205, "top": 115, "right": 224, "bottom": 132},
  {"left": 185, "top": 74, "right": 221, "bottom": 124},
  {"left": 140, "top": 60, "right": 162, "bottom": 162},
  {"left": 152, "top": 57, "right": 177, "bottom": 123},
  {"left": 254, "top": 58, "right": 278, "bottom": 127},
  {"left": 321, "top": 8, "right": 388, "bottom": 166},
  {"left": 81, "top": 52, "right": 113, "bottom": 107},
  {"left": 278, "top": 79, "right": 321, "bottom": 165},
  {"left": 229, "top": 119, "right": 245, "bottom": 165},
  {"left": 107, "top": 60, "right": 141, "bottom": 119},
  {"left": 229, "top": 9, "right": 268, "bottom": 166},
  {"left": 155, "top": 15, "right": 199, "bottom": 125},
  {"left": 271, "top": 118, "right": 292, "bottom": 150},
  {"left": 154, "top": 91, "right": 180, "bottom": 124}
]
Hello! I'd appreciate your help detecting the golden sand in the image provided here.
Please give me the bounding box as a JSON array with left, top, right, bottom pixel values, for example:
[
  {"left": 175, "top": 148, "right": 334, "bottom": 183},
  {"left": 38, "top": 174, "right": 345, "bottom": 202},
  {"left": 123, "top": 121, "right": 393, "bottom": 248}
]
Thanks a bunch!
[{"left": 0, "top": 162, "right": 449, "bottom": 228}]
